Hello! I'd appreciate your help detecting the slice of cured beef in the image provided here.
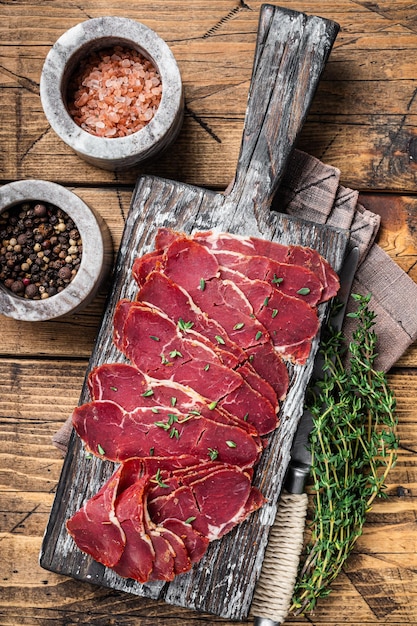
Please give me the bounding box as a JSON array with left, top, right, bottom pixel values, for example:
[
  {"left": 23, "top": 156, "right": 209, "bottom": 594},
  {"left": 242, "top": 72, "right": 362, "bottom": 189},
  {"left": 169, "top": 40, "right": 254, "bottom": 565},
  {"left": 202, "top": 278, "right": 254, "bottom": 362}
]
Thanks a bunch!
[
  {"left": 67, "top": 457, "right": 259, "bottom": 581},
  {"left": 135, "top": 270, "right": 281, "bottom": 407},
  {"left": 113, "top": 301, "right": 278, "bottom": 435},
  {"left": 88, "top": 362, "right": 262, "bottom": 442},
  {"left": 66, "top": 465, "right": 126, "bottom": 569},
  {"left": 132, "top": 241, "right": 290, "bottom": 394},
  {"left": 111, "top": 477, "right": 156, "bottom": 582},
  {"left": 147, "top": 464, "right": 265, "bottom": 541},
  {"left": 155, "top": 227, "right": 339, "bottom": 303},
  {"left": 134, "top": 235, "right": 319, "bottom": 365},
  {"left": 72, "top": 400, "right": 263, "bottom": 468}
]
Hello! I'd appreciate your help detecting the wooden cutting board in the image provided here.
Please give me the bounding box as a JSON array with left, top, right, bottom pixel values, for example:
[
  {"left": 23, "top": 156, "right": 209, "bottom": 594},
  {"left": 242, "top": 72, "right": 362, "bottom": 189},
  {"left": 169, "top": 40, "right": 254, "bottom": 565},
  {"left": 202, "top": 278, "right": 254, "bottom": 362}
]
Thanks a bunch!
[{"left": 40, "top": 5, "right": 347, "bottom": 620}]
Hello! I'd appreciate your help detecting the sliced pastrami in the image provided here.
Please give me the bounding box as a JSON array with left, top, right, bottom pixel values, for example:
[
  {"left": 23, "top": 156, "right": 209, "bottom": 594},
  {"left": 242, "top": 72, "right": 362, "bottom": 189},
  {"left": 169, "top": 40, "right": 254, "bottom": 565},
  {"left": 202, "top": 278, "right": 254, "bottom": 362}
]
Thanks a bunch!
[
  {"left": 161, "top": 237, "right": 270, "bottom": 350},
  {"left": 215, "top": 250, "right": 323, "bottom": 306},
  {"left": 136, "top": 270, "right": 245, "bottom": 368},
  {"left": 72, "top": 400, "right": 263, "bottom": 468},
  {"left": 113, "top": 302, "right": 278, "bottom": 435},
  {"left": 246, "top": 343, "right": 289, "bottom": 401},
  {"left": 136, "top": 271, "right": 281, "bottom": 409},
  {"left": 66, "top": 467, "right": 126, "bottom": 568},
  {"left": 147, "top": 465, "right": 265, "bottom": 541},
  {"left": 191, "top": 229, "right": 339, "bottom": 302},
  {"left": 88, "top": 363, "right": 262, "bottom": 441},
  {"left": 111, "top": 477, "right": 155, "bottom": 582},
  {"left": 160, "top": 518, "right": 209, "bottom": 564}
]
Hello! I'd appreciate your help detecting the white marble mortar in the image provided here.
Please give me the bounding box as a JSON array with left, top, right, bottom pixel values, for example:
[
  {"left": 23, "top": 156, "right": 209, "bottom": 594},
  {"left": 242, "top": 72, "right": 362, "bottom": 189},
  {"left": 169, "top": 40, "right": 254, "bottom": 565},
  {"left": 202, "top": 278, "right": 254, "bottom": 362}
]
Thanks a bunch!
[
  {"left": 40, "top": 17, "right": 184, "bottom": 170},
  {"left": 0, "top": 180, "right": 113, "bottom": 321}
]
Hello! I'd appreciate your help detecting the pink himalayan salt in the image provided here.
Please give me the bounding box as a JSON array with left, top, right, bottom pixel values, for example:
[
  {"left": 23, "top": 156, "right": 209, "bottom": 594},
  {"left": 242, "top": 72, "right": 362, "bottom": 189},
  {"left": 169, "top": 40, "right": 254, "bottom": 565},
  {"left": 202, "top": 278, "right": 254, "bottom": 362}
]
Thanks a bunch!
[{"left": 67, "top": 46, "right": 162, "bottom": 138}]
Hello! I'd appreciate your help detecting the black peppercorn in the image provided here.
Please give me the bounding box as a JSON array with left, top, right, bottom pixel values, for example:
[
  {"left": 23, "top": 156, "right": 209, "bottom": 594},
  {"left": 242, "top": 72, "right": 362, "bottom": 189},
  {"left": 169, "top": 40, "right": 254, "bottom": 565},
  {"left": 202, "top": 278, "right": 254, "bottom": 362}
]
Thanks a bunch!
[{"left": 0, "top": 200, "right": 82, "bottom": 300}]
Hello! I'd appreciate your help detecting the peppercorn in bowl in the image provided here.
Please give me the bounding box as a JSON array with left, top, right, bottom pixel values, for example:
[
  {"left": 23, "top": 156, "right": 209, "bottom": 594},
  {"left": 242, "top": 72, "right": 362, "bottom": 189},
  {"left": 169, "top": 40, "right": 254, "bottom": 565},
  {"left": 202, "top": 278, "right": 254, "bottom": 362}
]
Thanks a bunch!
[
  {"left": 40, "top": 17, "right": 184, "bottom": 170},
  {"left": 0, "top": 180, "right": 113, "bottom": 321}
]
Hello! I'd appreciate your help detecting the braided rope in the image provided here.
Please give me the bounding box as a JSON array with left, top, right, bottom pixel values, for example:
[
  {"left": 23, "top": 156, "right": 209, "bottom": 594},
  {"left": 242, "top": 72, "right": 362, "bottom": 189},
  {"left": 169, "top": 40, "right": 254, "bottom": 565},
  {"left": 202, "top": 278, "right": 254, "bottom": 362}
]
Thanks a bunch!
[{"left": 250, "top": 490, "right": 308, "bottom": 623}]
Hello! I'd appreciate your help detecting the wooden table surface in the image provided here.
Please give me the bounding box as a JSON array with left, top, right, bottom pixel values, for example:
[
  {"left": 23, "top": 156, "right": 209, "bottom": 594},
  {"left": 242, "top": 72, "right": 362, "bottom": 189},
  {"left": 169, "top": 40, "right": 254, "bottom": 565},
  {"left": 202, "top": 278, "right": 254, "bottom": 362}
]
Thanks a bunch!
[{"left": 1, "top": 1, "right": 417, "bottom": 625}]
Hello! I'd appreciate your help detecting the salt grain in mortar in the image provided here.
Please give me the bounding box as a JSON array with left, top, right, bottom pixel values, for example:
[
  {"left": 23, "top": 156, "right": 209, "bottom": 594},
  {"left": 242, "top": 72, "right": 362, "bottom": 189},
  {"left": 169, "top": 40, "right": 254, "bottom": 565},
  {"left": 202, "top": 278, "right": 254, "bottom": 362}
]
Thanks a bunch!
[{"left": 67, "top": 46, "right": 162, "bottom": 138}]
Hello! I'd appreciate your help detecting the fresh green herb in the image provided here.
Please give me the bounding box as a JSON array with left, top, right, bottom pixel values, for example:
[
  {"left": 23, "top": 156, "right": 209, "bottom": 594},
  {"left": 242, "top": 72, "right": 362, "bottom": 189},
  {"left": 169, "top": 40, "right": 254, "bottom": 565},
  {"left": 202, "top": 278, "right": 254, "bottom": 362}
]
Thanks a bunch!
[
  {"left": 151, "top": 407, "right": 159, "bottom": 414},
  {"left": 170, "top": 396, "right": 177, "bottom": 407},
  {"left": 188, "top": 409, "right": 201, "bottom": 416},
  {"left": 272, "top": 275, "right": 283, "bottom": 284},
  {"left": 208, "top": 401, "right": 218, "bottom": 410},
  {"left": 109, "top": 386, "right": 118, "bottom": 392},
  {"left": 152, "top": 468, "right": 169, "bottom": 488},
  {"left": 185, "top": 516, "right": 197, "bottom": 524},
  {"left": 169, "top": 349, "right": 183, "bottom": 359},
  {"left": 208, "top": 448, "right": 219, "bottom": 461},
  {"left": 296, "top": 287, "right": 311, "bottom": 296},
  {"left": 154, "top": 421, "right": 170, "bottom": 431},
  {"left": 169, "top": 427, "right": 180, "bottom": 439},
  {"left": 161, "top": 354, "right": 170, "bottom": 365},
  {"left": 97, "top": 444, "right": 105, "bottom": 455},
  {"left": 233, "top": 322, "right": 245, "bottom": 330},
  {"left": 226, "top": 440, "right": 237, "bottom": 448},
  {"left": 291, "top": 293, "right": 398, "bottom": 616},
  {"left": 142, "top": 389, "right": 154, "bottom": 397},
  {"left": 263, "top": 297, "right": 269, "bottom": 307},
  {"left": 167, "top": 413, "right": 178, "bottom": 425},
  {"left": 199, "top": 278, "right": 206, "bottom": 291},
  {"left": 255, "top": 331, "right": 262, "bottom": 341},
  {"left": 204, "top": 364, "right": 210, "bottom": 371},
  {"left": 85, "top": 451, "right": 93, "bottom": 460},
  {"left": 215, "top": 335, "right": 225, "bottom": 345},
  {"left": 248, "top": 354, "right": 254, "bottom": 363},
  {"left": 149, "top": 447, "right": 155, "bottom": 456},
  {"left": 178, "top": 318, "right": 194, "bottom": 331},
  {"left": 149, "top": 335, "right": 160, "bottom": 341},
  {"left": 272, "top": 309, "right": 278, "bottom": 318},
  {"left": 243, "top": 413, "right": 249, "bottom": 421}
]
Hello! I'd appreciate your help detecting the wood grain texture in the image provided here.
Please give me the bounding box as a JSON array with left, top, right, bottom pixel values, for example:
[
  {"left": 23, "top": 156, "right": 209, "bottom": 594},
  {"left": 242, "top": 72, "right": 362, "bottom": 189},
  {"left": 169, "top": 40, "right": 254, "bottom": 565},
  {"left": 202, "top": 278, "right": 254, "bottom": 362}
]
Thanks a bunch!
[{"left": 2, "top": 0, "right": 417, "bottom": 192}]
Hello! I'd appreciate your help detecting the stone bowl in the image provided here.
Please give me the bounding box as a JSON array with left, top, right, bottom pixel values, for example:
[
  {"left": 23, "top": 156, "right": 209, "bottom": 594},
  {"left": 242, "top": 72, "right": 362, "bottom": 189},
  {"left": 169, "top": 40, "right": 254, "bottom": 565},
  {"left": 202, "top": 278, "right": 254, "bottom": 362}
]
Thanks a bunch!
[
  {"left": 0, "top": 180, "right": 113, "bottom": 321},
  {"left": 39, "top": 16, "right": 184, "bottom": 170}
]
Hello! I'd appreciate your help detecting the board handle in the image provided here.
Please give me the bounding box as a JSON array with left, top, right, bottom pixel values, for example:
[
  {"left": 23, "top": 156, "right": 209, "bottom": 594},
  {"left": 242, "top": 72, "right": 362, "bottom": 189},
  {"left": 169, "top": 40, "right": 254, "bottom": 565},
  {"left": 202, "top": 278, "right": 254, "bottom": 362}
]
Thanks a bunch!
[{"left": 227, "top": 4, "right": 339, "bottom": 218}]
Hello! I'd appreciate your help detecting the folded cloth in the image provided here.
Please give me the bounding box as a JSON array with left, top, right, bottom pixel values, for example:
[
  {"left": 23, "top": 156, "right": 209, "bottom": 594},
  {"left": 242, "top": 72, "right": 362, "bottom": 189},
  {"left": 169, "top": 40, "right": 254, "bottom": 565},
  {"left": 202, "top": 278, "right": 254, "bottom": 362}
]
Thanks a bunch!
[
  {"left": 52, "top": 150, "right": 417, "bottom": 453},
  {"left": 276, "top": 149, "right": 417, "bottom": 373}
]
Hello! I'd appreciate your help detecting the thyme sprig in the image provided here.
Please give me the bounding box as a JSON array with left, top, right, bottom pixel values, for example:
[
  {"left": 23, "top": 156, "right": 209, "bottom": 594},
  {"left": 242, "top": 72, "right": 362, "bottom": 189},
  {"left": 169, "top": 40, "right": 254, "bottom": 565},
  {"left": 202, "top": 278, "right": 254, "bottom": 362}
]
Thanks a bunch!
[{"left": 291, "top": 293, "right": 398, "bottom": 615}]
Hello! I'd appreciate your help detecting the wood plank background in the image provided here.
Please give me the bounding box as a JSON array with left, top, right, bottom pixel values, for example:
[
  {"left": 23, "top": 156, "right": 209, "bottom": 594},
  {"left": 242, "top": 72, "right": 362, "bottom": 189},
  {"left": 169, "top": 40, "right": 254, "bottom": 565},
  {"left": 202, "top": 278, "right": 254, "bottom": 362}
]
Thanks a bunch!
[{"left": 1, "top": 1, "right": 417, "bottom": 625}]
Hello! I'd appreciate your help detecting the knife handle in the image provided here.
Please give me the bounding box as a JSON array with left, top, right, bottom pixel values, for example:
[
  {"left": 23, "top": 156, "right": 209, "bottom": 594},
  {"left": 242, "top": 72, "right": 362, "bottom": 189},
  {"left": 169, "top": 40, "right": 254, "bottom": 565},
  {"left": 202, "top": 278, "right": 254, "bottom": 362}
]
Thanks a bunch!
[{"left": 251, "top": 490, "right": 308, "bottom": 624}]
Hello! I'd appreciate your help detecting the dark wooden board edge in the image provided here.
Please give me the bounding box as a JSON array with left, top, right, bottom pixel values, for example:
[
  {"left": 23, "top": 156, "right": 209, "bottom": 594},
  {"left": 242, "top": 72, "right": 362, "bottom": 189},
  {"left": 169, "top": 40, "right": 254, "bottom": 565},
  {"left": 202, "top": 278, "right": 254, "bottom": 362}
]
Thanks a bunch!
[{"left": 40, "top": 174, "right": 348, "bottom": 620}]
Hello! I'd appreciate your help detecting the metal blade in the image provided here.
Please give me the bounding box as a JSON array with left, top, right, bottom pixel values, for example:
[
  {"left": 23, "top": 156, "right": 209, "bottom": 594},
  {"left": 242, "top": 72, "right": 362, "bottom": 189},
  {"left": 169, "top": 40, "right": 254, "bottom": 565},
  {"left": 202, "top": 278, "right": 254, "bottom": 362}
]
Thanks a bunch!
[{"left": 284, "top": 245, "right": 359, "bottom": 494}]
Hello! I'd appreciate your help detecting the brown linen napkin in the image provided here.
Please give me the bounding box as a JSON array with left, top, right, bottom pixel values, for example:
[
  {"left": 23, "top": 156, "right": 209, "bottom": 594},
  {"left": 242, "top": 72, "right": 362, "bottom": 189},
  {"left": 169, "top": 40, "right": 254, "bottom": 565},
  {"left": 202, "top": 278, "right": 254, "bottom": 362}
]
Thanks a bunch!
[
  {"left": 276, "top": 149, "right": 417, "bottom": 373},
  {"left": 52, "top": 150, "right": 417, "bottom": 453}
]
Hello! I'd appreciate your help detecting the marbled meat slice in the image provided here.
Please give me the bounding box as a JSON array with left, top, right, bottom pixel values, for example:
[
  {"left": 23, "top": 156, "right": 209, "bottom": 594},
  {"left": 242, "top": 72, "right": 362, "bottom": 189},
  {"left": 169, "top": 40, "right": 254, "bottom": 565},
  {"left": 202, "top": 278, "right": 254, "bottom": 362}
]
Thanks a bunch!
[
  {"left": 161, "top": 236, "right": 271, "bottom": 351},
  {"left": 155, "top": 227, "right": 339, "bottom": 302},
  {"left": 215, "top": 249, "right": 323, "bottom": 306},
  {"left": 66, "top": 466, "right": 126, "bottom": 568},
  {"left": 137, "top": 234, "right": 318, "bottom": 366},
  {"left": 147, "top": 465, "right": 265, "bottom": 541},
  {"left": 136, "top": 270, "right": 245, "bottom": 368},
  {"left": 113, "top": 301, "right": 278, "bottom": 435},
  {"left": 72, "top": 400, "right": 263, "bottom": 468},
  {"left": 218, "top": 266, "right": 319, "bottom": 364},
  {"left": 143, "top": 494, "right": 190, "bottom": 578},
  {"left": 111, "top": 477, "right": 155, "bottom": 582},
  {"left": 160, "top": 518, "right": 209, "bottom": 564},
  {"left": 192, "top": 229, "right": 340, "bottom": 302},
  {"left": 88, "top": 362, "right": 262, "bottom": 441},
  {"left": 135, "top": 270, "right": 282, "bottom": 406}
]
